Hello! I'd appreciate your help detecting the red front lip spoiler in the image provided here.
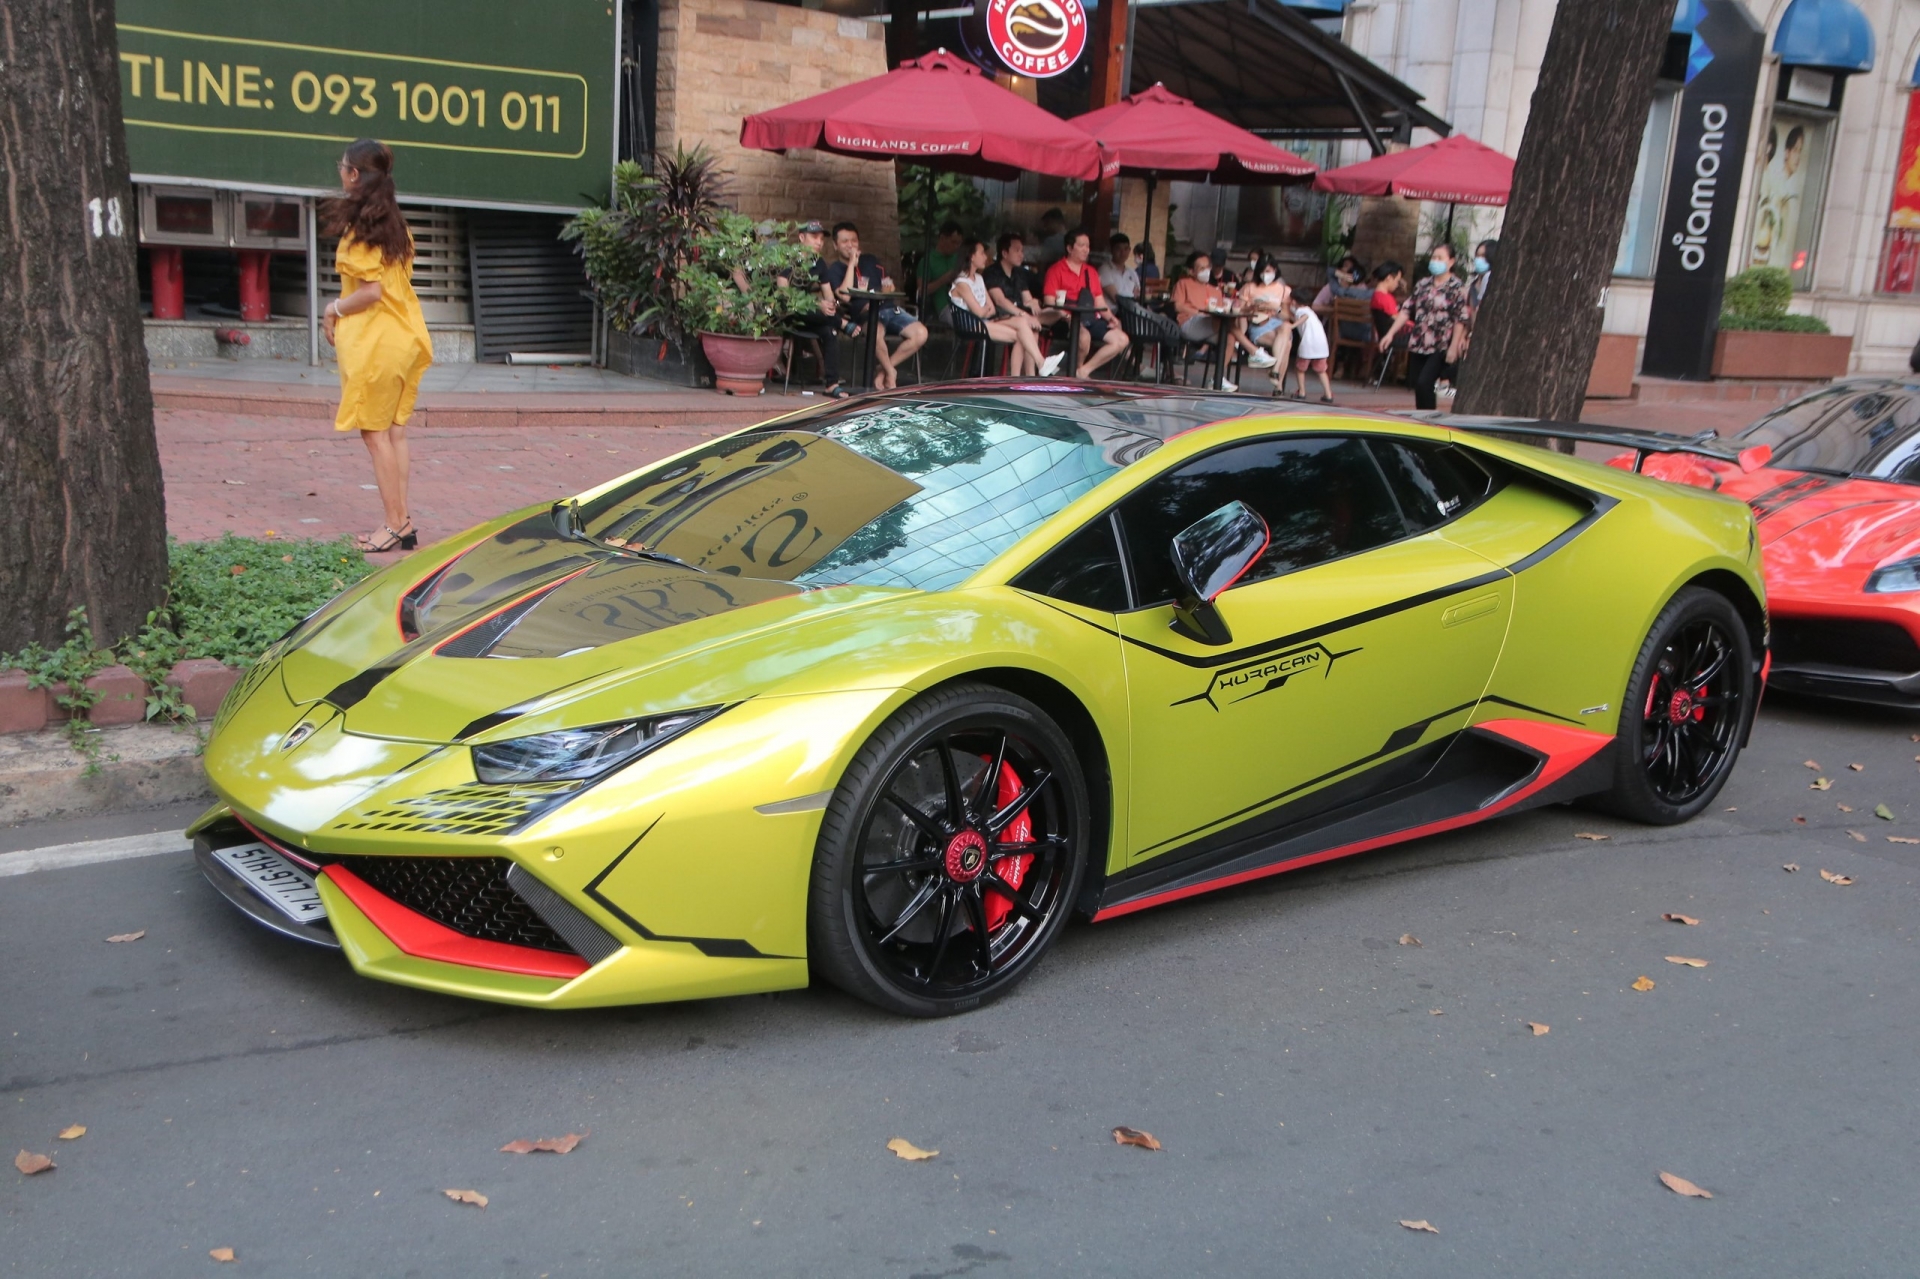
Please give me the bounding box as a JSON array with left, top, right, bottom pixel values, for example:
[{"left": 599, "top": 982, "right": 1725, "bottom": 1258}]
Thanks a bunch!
[{"left": 323, "top": 863, "right": 591, "bottom": 980}]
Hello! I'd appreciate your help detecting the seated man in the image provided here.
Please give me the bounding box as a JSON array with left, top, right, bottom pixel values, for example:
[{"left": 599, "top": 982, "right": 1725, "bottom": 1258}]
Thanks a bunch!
[
  {"left": 984, "top": 233, "right": 1063, "bottom": 374},
  {"left": 825, "top": 221, "right": 927, "bottom": 390},
  {"left": 1098, "top": 233, "right": 1141, "bottom": 300},
  {"left": 916, "top": 222, "right": 965, "bottom": 310},
  {"left": 768, "top": 220, "right": 845, "bottom": 397},
  {"left": 1041, "top": 227, "right": 1130, "bottom": 379}
]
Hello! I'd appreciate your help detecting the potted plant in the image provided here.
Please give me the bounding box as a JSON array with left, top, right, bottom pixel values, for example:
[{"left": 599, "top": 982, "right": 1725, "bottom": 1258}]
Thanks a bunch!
[
  {"left": 1712, "top": 266, "right": 1851, "bottom": 380},
  {"left": 677, "top": 213, "right": 823, "bottom": 395},
  {"left": 562, "top": 145, "right": 730, "bottom": 384}
]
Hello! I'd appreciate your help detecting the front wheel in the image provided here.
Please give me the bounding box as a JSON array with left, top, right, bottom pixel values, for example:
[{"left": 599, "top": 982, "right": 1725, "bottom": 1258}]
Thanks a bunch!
[
  {"left": 1595, "top": 586, "right": 1755, "bottom": 824},
  {"left": 807, "top": 683, "right": 1089, "bottom": 1017}
]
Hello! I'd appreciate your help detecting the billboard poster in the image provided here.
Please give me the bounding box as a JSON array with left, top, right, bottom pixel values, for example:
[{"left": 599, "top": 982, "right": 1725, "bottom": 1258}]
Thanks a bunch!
[
  {"left": 1642, "top": 0, "right": 1766, "bottom": 381},
  {"left": 115, "top": 0, "right": 615, "bottom": 210},
  {"left": 1888, "top": 91, "right": 1920, "bottom": 230}
]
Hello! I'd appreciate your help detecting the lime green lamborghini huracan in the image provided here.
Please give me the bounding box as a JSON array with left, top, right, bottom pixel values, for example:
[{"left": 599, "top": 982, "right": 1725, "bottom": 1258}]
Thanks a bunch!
[{"left": 192, "top": 384, "right": 1767, "bottom": 1017}]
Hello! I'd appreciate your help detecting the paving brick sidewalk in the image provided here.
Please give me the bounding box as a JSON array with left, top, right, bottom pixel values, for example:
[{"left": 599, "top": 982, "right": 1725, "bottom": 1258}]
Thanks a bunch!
[{"left": 157, "top": 389, "right": 1775, "bottom": 547}]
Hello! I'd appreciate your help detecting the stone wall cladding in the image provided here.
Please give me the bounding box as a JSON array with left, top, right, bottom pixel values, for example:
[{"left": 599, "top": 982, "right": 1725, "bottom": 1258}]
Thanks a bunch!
[{"left": 657, "top": 0, "right": 900, "bottom": 268}]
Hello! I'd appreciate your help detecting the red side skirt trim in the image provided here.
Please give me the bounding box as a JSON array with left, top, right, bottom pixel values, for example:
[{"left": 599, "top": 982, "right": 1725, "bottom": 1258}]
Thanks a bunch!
[
  {"left": 1093, "top": 718, "right": 1611, "bottom": 922},
  {"left": 321, "top": 864, "right": 590, "bottom": 980}
]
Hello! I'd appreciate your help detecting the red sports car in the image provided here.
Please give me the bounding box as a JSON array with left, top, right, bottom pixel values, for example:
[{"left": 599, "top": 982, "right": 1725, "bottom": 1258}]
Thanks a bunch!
[{"left": 1613, "top": 381, "right": 1920, "bottom": 708}]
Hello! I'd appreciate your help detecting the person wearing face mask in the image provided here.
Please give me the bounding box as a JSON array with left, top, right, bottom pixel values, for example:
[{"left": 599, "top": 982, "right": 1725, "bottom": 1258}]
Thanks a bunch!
[
  {"left": 1376, "top": 242, "right": 1468, "bottom": 411},
  {"left": 1467, "top": 239, "right": 1496, "bottom": 314},
  {"left": 1241, "top": 260, "right": 1292, "bottom": 373}
]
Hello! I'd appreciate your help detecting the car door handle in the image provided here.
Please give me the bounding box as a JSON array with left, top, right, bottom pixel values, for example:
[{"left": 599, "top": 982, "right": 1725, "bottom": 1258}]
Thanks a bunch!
[{"left": 1441, "top": 593, "right": 1502, "bottom": 627}]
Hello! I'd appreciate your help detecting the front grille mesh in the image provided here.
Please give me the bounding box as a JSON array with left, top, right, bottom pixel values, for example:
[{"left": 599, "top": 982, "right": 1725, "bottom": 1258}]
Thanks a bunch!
[
  {"left": 1772, "top": 619, "right": 1920, "bottom": 673},
  {"left": 335, "top": 782, "right": 582, "bottom": 836},
  {"left": 331, "top": 855, "right": 575, "bottom": 954}
]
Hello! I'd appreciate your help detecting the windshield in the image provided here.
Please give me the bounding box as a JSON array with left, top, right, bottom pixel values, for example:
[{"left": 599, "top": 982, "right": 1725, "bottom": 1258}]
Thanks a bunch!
[
  {"left": 575, "top": 399, "right": 1158, "bottom": 592},
  {"left": 1737, "top": 384, "right": 1920, "bottom": 479}
]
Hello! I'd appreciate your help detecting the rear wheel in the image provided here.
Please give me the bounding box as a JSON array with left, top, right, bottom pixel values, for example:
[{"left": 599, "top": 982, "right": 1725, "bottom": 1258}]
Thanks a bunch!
[
  {"left": 1596, "top": 586, "right": 1754, "bottom": 824},
  {"left": 807, "top": 683, "right": 1089, "bottom": 1017}
]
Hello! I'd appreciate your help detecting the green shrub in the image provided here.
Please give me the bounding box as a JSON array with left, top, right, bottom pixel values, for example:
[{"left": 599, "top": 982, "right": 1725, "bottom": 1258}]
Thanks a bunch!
[
  {"left": 1717, "top": 311, "right": 1832, "bottom": 333},
  {"left": 166, "top": 534, "right": 374, "bottom": 666},
  {"left": 1721, "top": 266, "right": 1793, "bottom": 318},
  {"left": 676, "top": 212, "right": 822, "bottom": 339}
]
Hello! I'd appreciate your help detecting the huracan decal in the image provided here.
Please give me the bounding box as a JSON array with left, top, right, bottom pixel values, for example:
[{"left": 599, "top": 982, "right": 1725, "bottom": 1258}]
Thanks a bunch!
[{"left": 1174, "top": 642, "right": 1360, "bottom": 710}]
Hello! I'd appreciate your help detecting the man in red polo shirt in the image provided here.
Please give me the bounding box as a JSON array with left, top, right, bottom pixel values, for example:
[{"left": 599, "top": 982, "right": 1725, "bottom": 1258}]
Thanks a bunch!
[{"left": 1041, "top": 227, "right": 1130, "bottom": 378}]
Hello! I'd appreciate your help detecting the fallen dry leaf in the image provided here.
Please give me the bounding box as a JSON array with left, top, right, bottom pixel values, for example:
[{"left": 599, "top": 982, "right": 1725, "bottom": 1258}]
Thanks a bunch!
[
  {"left": 1631, "top": 975, "right": 1656, "bottom": 992},
  {"left": 1665, "top": 956, "right": 1709, "bottom": 968},
  {"left": 1526, "top": 1021, "right": 1549, "bottom": 1036},
  {"left": 15, "top": 1150, "right": 53, "bottom": 1175},
  {"left": 1810, "top": 777, "right": 1832, "bottom": 791},
  {"left": 210, "top": 1247, "right": 237, "bottom": 1262},
  {"left": 1889, "top": 835, "right": 1919, "bottom": 845},
  {"left": 1848, "top": 763, "right": 1864, "bottom": 771},
  {"left": 1819, "top": 869, "right": 1855, "bottom": 885},
  {"left": 1399, "top": 1219, "right": 1439, "bottom": 1233},
  {"left": 1397, "top": 933, "right": 1421, "bottom": 947},
  {"left": 1803, "top": 759, "right": 1821, "bottom": 769},
  {"left": 1573, "top": 832, "right": 1609, "bottom": 841},
  {"left": 1662, "top": 913, "right": 1701, "bottom": 926},
  {"left": 104, "top": 931, "right": 145, "bottom": 943},
  {"left": 1658, "top": 1171, "right": 1712, "bottom": 1199},
  {"left": 887, "top": 1137, "right": 938, "bottom": 1161},
  {"left": 1848, "top": 830, "right": 1868, "bottom": 843},
  {"left": 443, "top": 1189, "right": 488, "bottom": 1208},
  {"left": 499, "top": 1132, "right": 586, "bottom": 1155},
  {"left": 1429, "top": 1009, "right": 1444, "bottom": 1015},
  {"left": 1793, "top": 816, "right": 1807, "bottom": 825},
  {"left": 1783, "top": 862, "right": 1800, "bottom": 872},
  {"left": 56, "top": 1126, "right": 84, "bottom": 1141},
  {"left": 1838, "top": 804, "right": 1853, "bottom": 812},
  {"left": 1875, "top": 803, "right": 1895, "bottom": 821},
  {"left": 1112, "top": 1126, "right": 1162, "bottom": 1151}
]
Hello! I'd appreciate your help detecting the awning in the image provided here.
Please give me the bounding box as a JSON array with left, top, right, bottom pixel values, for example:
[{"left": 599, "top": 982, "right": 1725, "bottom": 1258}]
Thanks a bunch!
[
  {"left": 1127, "top": 0, "right": 1450, "bottom": 150},
  {"left": 1772, "top": 0, "right": 1875, "bottom": 74}
]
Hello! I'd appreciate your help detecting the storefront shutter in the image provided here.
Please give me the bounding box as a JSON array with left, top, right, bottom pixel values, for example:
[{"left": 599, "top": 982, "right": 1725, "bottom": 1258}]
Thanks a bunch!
[{"left": 466, "top": 211, "right": 593, "bottom": 362}]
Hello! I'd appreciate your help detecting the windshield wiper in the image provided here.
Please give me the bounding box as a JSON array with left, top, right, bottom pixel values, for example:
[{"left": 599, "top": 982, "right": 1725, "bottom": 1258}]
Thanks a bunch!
[{"left": 551, "top": 500, "right": 706, "bottom": 573}]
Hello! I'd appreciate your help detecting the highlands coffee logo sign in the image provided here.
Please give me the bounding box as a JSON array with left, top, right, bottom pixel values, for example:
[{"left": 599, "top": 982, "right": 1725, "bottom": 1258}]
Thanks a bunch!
[
  {"left": 1671, "top": 103, "right": 1729, "bottom": 271},
  {"left": 986, "top": 0, "right": 1087, "bottom": 78}
]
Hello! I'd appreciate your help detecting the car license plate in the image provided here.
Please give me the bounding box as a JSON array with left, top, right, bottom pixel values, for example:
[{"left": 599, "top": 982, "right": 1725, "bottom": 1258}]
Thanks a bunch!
[{"left": 211, "top": 842, "right": 327, "bottom": 925}]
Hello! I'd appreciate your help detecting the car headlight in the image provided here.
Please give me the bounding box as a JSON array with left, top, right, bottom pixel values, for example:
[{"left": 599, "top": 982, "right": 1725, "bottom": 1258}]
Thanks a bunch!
[
  {"left": 1866, "top": 556, "right": 1920, "bottom": 594},
  {"left": 470, "top": 706, "right": 724, "bottom": 784}
]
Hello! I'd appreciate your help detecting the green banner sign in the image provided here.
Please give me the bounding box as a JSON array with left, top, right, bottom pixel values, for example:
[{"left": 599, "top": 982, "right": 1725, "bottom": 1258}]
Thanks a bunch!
[{"left": 117, "top": 1, "right": 615, "bottom": 209}]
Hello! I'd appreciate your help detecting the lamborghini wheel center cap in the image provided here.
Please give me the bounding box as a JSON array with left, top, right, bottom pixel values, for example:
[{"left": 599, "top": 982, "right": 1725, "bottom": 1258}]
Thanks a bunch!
[
  {"left": 1668, "top": 689, "right": 1696, "bottom": 724},
  {"left": 943, "top": 829, "right": 988, "bottom": 883}
]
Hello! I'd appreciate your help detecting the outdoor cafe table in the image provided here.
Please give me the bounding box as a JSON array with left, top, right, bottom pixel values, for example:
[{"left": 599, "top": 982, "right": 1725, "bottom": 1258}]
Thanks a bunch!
[
  {"left": 844, "top": 288, "right": 906, "bottom": 389},
  {"left": 1195, "top": 305, "right": 1246, "bottom": 392}
]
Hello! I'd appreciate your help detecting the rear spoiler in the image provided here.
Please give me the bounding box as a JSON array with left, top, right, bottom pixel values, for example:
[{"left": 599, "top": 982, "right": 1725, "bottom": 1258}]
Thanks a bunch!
[{"left": 1412, "top": 413, "right": 1775, "bottom": 474}]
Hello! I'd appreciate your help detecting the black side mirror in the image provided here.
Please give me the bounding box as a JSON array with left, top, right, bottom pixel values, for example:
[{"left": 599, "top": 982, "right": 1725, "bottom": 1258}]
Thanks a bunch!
[{"left": 1168, "top": 500, "right": 1268, "bottom": 646}]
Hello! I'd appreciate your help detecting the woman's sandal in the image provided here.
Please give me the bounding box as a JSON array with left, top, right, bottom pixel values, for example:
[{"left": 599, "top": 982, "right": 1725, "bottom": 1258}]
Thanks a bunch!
[{"left": 356, "top": 522, "right": 418, "bottom": 553}]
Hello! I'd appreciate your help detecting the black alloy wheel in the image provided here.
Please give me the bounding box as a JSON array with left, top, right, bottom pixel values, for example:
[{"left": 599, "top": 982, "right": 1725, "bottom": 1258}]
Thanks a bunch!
[
  {"left": 1598, "top": 586, "right": 1754, "bottom": 824},
  {"left": 808, "top": 683, "right": 1089, "bottom": 1017}
]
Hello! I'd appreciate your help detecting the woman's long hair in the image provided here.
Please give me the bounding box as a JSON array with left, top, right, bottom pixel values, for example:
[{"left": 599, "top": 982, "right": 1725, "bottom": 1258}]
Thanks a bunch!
[{"left": 321, "top": 139, "right": 411, "bottom": 262}]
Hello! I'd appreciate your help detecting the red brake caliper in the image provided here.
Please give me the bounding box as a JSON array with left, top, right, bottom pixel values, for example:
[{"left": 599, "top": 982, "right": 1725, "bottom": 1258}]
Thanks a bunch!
[{"left": 982, "top": 759, "right": 1034, "bottom": 931}]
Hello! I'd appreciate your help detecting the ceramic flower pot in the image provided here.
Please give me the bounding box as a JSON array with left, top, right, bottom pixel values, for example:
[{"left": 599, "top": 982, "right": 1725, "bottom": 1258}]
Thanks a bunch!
[{"left": 699, "top": 332, "right": 782, "bottom": 395}]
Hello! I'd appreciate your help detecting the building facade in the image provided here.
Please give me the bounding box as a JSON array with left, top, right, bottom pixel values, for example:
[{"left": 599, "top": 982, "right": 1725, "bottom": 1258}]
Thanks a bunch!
[{"left": 1344, "top": 0, "right": 1920, "bottom": 375}]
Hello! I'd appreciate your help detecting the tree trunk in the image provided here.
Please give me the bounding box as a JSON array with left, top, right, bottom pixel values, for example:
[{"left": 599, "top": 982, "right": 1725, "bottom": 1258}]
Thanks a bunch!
[
  {"left": 1453, "top": 1, "right": 1672, "bottom": 429},
  {"left": 0, "top": 0, "right": 168, "bottom": 651}
]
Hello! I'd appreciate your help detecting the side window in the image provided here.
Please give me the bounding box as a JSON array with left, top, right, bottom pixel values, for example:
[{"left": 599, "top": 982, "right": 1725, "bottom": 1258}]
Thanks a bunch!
[
  {"left": 1370, "top": 440, "right": 1496, "bottom": 532},
  {"left": 1014, "top": 514, "right": 1131, "bottom": 612},
  {"left": 1118, "top": 435, "right": 1411, "bottom": 607}
]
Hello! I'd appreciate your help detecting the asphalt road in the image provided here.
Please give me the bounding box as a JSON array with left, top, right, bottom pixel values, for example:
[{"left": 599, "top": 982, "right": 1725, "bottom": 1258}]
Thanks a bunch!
[{"left": 4, "top": 694, "right": 1917, "bottom": 1277}]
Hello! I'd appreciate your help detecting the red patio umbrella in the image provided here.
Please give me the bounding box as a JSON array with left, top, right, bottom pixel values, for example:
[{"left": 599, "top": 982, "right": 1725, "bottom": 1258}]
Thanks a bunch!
[
  {"left": 1071, "top": 84, "right": 1316, "bottom": 184},
  {"left": 1071, "top": 82, "right": 1315, "bottom": 265},
  {"left": 1311, "top": 134, "right": 1514, "bottom": 206},
  {"left": 740, "top": 50, "right": 1112, "bottom": 181}
]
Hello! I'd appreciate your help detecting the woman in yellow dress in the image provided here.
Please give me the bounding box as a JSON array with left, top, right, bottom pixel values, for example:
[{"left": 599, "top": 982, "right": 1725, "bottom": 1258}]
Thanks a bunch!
[{"left": 321, "top": 139, "right": 433, "bottom": 552}]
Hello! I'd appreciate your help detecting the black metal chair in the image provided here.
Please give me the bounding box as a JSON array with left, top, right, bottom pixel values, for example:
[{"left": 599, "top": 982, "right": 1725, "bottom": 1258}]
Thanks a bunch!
[{"left": 946, "top": 306, "right": 1006, "bottom": 378}]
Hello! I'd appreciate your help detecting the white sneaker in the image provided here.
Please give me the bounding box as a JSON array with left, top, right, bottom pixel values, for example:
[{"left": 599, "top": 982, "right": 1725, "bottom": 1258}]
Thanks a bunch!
[
  {"left": 1039, "top": 352, "right": 1065, "bottom": 377},
  {"left": 1246, "top": 350, "right": 1276, "bottom": 369},
  {"left": 1220, "top": 379, "right": 1238, "bottom": 393}
]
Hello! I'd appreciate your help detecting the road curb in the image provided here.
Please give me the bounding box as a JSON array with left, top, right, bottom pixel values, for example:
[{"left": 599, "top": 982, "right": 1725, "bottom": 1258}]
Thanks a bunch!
[{"left": 0, "top": 725, "right": 212, "bottom": 826}]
